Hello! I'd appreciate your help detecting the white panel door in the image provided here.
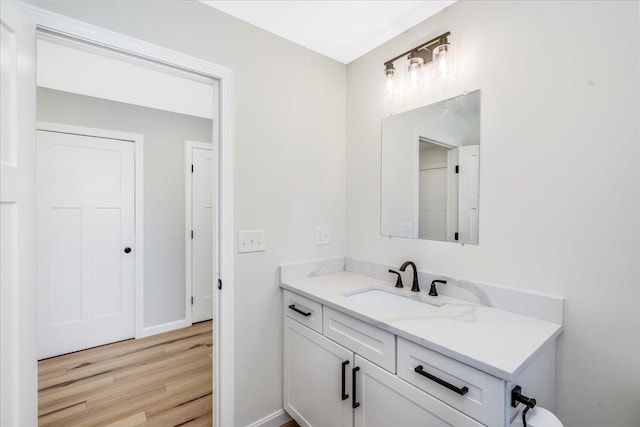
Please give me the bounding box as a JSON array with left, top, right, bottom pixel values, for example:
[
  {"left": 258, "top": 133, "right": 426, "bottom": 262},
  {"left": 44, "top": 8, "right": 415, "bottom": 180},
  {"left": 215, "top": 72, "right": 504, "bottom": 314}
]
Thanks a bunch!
[
  {"left": 37, "top": 129, "right": 135, "bottom": 359},
  {"left": 418, "top": 168, "right": 448, "bottom": 240},
  {"left": 457, "top": 145, "right": 480, "bottom": 244},
  {"left": 0, "top": 2, "right": 37, "bottom": 425},
  {"left": 284, "top": 316, "right": 354, "bottom": 427},
  {"left": 354, "top": 356, "right": 483, "bottom": 427},
  {"left": 191, "top": 146, "right": 215, "bottom": 322}
]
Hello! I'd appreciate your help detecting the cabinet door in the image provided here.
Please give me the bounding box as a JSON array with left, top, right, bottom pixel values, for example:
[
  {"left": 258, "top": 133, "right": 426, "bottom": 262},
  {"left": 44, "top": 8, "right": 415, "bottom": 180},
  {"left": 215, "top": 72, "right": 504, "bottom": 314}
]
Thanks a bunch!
[
  {"left": 284, "top": 316, "right": 353, "bottom": 427},
  {"left": 354, "top": 356, "right": 484, "bottom": 427}
]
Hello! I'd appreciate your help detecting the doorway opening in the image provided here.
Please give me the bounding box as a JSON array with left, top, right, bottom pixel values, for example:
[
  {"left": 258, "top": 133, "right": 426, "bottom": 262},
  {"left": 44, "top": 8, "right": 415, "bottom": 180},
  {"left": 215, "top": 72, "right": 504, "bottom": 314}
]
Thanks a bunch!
[
  {"left": 2, "top": 4, "right": 235, "bottom": 424},
  {"left": 34, "top": 27, "right": 222, "bottom": 427}
]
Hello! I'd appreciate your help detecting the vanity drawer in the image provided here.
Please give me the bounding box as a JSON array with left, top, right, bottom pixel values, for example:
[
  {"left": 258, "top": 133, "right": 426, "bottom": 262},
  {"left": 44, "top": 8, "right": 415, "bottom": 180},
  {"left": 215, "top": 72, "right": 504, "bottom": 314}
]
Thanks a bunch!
[
  {"left": 397, "top": 338, "right": 504, "bottom": 427},
  {"left": 323, "top": 306, "right": 396, "bottom": 373},
  {"left": 283, "top": 290, "right": 323, "bottom": 333}
]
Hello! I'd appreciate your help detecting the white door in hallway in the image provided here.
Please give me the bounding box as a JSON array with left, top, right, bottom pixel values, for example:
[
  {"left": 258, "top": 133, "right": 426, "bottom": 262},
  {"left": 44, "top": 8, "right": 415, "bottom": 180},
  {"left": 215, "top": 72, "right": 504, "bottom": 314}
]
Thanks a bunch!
[
  {"left": 37, "top": 128, "right": 135, "bottom": 359},
  {"left": 190, "top": 144, "right": 215, "bottom": 323}
]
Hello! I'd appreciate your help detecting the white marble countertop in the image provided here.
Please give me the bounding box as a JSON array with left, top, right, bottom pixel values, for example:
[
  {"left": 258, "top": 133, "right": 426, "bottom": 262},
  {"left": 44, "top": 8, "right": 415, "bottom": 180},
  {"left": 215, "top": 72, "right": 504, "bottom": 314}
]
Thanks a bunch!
[{"left": 281, "top": 271, "right": 563, "bottom": 381}]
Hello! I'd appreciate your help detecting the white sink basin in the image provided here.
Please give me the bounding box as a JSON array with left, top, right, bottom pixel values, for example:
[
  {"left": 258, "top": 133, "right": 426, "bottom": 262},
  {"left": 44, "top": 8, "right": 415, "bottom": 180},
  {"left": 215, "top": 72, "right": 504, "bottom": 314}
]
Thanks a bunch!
[{"left": 345, "top": 288, "right": 443, "bottom": 317}]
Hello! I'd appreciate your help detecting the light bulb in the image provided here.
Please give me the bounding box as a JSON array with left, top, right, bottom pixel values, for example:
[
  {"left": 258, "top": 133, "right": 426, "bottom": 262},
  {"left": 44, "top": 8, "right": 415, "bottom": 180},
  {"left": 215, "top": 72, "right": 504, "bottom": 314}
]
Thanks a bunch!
[
  {"left": 383, "top": 63, "right": 396, "bottom": 97},
  {"left": 385, "top": 76, "right": 394, "bottom": 97},
  {"left": 433, "top": 43, "right": 450, "bottom": 78},
  {"left": 409, "top": 66, "right": 419, "bottom": 85},
  {"left": 406, "top": 56, "right": 423, "bottom": 88}
]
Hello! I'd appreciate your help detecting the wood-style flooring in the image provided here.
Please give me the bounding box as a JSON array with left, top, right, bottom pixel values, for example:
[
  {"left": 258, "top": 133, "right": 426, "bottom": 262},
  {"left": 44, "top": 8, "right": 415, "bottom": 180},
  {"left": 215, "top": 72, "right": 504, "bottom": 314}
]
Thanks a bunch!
[{"left": 38, "top": 321, "right": 213, "bottom": 426}]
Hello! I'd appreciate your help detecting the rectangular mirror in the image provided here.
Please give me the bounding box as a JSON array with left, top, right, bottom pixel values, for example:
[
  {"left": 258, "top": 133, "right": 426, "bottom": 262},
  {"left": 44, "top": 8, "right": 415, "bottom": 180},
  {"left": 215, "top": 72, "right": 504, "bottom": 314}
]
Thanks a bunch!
[{"left": 380, "top": 90, "right": 480, "bottom": 244}]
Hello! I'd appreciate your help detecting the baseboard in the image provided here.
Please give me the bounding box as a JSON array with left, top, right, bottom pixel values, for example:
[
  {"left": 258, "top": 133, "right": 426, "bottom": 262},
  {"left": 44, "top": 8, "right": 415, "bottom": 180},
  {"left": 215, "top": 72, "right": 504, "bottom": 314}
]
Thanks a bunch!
[
  {"left": 136, "top": 318, "right": 191, "bottom": 339},
  {"left": 246, "top": 409, "right": 291, "bottom": 427}
]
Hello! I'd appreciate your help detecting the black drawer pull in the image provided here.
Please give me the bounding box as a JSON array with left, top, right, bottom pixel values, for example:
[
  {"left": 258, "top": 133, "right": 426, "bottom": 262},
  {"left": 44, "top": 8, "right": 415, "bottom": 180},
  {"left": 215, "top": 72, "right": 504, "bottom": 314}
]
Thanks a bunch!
[
  {"left": 288, "top": 304, "right": 311, "bottom": 317},
  {"left": 341, "top": 360, "right": 349, "bottom": 400},
  {"left": 352, "top": 366, "right": 360, "bottom": 408},
  {"left": 414, "top": 365, "right": 469, "bottom": 396}
]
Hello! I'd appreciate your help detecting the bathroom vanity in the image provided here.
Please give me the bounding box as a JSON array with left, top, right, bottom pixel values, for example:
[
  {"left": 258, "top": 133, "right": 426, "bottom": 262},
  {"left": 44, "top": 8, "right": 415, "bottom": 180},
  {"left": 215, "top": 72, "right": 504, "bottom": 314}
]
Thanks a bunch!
[{"left": 280, "top": 258, "right": 563, "bottom": 427}]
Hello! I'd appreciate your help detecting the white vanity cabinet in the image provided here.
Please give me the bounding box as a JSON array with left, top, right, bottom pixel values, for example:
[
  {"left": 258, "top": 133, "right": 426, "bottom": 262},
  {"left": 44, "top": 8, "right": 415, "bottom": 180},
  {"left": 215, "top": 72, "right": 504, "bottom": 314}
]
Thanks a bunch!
[
  {"left": 284, "top": 313, "right": 480, "bottom": 427},
  {"left": 284, "top": 316, "right": 353, "bottom": 427},
  {"left": 284, "top": 291, "right": 492, "bottom": 427},
  {"left": 283, "top": 288, "right": 556, "bottom": 427}
]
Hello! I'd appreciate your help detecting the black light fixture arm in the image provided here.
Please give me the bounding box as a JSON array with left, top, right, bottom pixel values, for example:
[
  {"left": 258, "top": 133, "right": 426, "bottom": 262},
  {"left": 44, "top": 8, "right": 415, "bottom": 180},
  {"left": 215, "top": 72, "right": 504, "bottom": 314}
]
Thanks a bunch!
[{"left": 383, "top": 31, "right": 451, "bottom": 67}]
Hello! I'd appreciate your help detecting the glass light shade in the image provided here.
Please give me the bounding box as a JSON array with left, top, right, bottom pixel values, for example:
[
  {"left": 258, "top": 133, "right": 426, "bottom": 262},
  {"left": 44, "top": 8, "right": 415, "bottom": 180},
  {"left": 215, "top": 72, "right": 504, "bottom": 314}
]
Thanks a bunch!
[
  {"left": 433, "top": 43, "right": 451, "bottom": 78},
  {"left": 406, "top": 56, "right": 424, "bottom": 88},
  {"left": 383, "top": 67, "right": 395, "bottom": 98}
]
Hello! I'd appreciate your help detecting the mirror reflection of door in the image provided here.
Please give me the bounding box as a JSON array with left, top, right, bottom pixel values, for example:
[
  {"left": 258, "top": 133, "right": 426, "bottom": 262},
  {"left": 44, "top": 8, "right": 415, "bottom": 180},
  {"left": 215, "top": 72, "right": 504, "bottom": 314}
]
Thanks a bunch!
[
  {"left": 417, "top": 140, "right": 479, "bottom": 244},
  {"left": 417, "top": 138, "right": 462, "bottom": 242},
  {"left": 458, "top": 145, "right": 480, "bottom": 243},
  {"left": 418, "top": 141, "right": 449, "bottom": 240}
]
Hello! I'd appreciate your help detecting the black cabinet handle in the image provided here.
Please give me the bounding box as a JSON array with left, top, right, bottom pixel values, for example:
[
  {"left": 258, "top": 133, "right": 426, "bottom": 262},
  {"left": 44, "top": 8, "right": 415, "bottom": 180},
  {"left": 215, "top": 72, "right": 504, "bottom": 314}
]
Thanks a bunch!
[
  {"left": 414, "top": 365, "right": 469, "bottom": 396},
  {"left": 352, "top": 366, "right": 360, "bottom": 408},
  {"left": 124, "top": 247, "right": 132, "bottom": 254},
  {"left": 341, "top": 360, "right": 349, "bottom": 400},
  {"left": 288, "top": 304, "right": 311, "bottom": 317}
]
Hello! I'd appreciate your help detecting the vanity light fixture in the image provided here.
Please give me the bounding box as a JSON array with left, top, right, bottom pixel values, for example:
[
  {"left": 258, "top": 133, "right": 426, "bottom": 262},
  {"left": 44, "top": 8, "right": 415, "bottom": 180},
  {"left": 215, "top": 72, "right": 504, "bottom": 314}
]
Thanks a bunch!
[{"left": 382, "top": 32, "right": 451, "bottom": 96}]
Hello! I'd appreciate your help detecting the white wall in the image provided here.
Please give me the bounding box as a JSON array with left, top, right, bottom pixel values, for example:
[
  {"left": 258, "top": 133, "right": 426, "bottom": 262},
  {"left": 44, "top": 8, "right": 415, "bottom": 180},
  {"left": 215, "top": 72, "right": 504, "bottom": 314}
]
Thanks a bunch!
[
  {"left": 37, "top": 39, "right": 215, "bottom": 119},
  {"left": 25, "top": 1, "right": 348, "bottom": 425},
  {"left": 347, "top": 1, "right": 639, "bottom": 426},
  {"left": 37, "top": 87, "right": 213, "bottom": 328}
]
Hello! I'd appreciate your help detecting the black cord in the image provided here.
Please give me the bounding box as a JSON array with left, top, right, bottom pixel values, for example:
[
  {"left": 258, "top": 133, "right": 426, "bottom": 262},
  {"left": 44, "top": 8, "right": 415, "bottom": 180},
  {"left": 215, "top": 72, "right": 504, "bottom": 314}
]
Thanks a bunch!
[{"left": 522, "top": 405, "right": 531, "bottom": 427}]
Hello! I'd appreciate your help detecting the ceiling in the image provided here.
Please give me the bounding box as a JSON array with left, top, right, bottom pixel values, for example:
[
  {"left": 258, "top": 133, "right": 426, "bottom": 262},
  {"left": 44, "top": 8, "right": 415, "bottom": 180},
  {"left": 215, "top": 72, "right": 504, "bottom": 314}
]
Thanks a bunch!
[{"left": 200, "top": 1, "right": 456, "bottom": 64}]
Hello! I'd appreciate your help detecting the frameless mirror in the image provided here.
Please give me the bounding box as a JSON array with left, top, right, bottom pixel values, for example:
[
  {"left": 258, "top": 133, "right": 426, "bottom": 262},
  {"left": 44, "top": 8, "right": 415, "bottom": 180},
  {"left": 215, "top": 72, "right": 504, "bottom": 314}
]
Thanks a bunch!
[{"left": 380, "top": 90, "right": 480, "bottom": 244}]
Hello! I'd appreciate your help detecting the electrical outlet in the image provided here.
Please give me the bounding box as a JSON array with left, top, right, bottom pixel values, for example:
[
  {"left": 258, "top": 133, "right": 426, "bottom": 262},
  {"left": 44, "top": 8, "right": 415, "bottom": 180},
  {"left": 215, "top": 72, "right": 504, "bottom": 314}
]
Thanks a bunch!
[
  {"left": 237, "top": 230, "right": 266, "bottom": 253},
  {"left": 316, "top": 226, "right": 330, "bottom": 245}
]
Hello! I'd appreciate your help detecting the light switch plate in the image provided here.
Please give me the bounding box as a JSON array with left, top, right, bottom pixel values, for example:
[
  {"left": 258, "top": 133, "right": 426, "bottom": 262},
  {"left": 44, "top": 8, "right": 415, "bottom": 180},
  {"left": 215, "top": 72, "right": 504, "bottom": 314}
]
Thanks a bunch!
[
  {"left": 237, "top": 230, "right": 266, "bottom": 253},
  {"left": 316, "top": 226, "right": 330, "bottom": 245}
]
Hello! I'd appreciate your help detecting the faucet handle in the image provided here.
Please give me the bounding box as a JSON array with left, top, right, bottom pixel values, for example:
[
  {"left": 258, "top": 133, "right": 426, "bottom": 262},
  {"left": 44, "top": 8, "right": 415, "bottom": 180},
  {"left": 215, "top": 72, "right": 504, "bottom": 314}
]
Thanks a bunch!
[
  {"left": 429, "top": 280, "right": 447, "bottom": 297},
  {"left": 388, "top": 270, "right": 403, "bottom": 288}
]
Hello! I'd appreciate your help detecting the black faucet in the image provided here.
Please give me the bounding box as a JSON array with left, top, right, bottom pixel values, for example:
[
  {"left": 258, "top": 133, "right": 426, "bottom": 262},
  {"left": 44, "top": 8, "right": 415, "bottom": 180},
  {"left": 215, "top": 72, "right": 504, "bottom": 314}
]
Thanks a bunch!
[{"left": 399, "top": 261, "right": 420, "bottom": 292}]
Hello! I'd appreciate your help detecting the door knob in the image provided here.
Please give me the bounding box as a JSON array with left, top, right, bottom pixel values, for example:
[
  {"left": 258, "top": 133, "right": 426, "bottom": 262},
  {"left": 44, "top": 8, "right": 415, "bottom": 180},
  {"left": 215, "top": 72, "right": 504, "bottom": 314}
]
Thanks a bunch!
[{"left": 124, "top": 247, "right": 132, "bottom": 254}]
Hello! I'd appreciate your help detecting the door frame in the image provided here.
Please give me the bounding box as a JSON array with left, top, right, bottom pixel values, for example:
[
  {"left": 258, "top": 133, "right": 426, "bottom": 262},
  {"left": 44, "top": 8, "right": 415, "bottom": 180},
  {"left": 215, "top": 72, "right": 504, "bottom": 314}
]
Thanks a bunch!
[
  {"left": 36, "top": 121, "right": 145, "bottom": 341},
  {"left": 185, "top": 140, "right": 214, "bottom": 326},
  {"left": 22, "top": 4, "right": 235, "bottom": 427}
]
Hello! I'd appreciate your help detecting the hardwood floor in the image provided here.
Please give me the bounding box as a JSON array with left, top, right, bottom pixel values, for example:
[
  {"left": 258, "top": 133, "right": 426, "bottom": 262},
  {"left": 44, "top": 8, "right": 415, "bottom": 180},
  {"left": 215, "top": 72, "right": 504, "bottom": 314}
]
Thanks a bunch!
[{"left": 38, "top": 321, "right": 213, "bottom": 426}]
